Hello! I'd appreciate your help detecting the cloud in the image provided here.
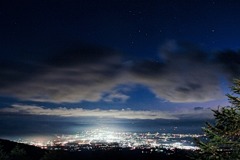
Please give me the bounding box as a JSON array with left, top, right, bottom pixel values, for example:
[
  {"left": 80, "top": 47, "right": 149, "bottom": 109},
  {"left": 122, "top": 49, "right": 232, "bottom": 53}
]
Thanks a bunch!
[
  {"left": 0, "top": 104, "right": 178, "bottom": 120},
  {"left": 102, "top": 88, "right": 130, "bottom": 102},
  {"left": 0, "top": 46, "right": 126, "bottom": 103},
  {"left": 128, "top": 41, "right": 224, "bottom": 102},
  {"left": 0, "top": 104, "right": 215, "bottom": 120},
  {"left": 172, "top": 107, "right": 214, "bottom": 119},
  {"left": 194, "top": 107, "right": 204, "bottom": 111},
  {"left": 0, "top": 42, "right": 239, "bottom": 103}
]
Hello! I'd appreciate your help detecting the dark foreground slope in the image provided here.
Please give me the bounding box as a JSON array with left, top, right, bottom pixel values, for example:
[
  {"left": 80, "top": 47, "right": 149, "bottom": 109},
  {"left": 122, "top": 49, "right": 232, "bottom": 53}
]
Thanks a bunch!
[{"left": 0, "top": 139, "right": 194, "bottom": 160}]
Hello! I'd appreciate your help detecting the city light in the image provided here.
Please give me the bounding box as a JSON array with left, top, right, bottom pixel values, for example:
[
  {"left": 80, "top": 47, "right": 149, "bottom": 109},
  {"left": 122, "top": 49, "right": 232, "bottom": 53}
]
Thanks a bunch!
[{"left": 15, "top": 127, "right": 203, "bottom": 151}]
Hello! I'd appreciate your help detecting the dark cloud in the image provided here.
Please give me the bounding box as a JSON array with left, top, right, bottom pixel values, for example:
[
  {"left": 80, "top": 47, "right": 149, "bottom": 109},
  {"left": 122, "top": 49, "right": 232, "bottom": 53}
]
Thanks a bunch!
[
  {"left": 0, "top": 60, "right": 40, "bottom": 88},
  {"left": 131, "top": 41, "right": 239, "bottom": 102},
  {"left": 175, "top": 83, "right": 202, "bottom": 93},
  {"left": 174, "top": 107, "right": 214, "bottom": 119},
  {"left": 160, "top": 41, "right": 209, "bottom": 63},
  {"left": 0, "top": 41, "right": 239, "bottom": 103},
  {"left": 128, "top": 41, "right": 223, "bottom": 102},
  {"left": 0, "top": 45, "right": 125, "bottom": 103},
  {"left": 214, "top": 50, "right": 240, "bottom": 78},
  {"left": 194, "top": 107, "right": 204, "bottom": 111},
  {"left": 129, "top": 60, "right": 166, "bottom": 78},
  {"left": 46, "top": 45, "right": 121, "bottom": 67}
]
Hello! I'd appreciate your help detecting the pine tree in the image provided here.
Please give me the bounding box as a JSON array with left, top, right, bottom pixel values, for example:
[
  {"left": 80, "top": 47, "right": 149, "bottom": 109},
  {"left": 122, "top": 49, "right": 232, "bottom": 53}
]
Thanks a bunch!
[{"left": 195, "top": 79, "right": 240, "bottom": 160}]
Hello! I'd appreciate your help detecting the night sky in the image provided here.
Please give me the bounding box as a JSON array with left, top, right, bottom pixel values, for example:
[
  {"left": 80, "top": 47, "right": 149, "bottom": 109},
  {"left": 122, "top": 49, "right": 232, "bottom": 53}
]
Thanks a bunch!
[{"left": 0, "top": 0, "right": 240, "bottom": 138}]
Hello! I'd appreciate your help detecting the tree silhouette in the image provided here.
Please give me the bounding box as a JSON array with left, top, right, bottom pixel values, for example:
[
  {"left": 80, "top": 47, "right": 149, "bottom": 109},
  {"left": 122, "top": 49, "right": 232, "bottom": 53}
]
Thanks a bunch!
[
  {"left": 195, "top": 79, "right": 240, "bottom": 160},
  {"left": 9, "top": 145, "right": 27, "bottom": 160},
  {"left": 0, "top": 143, "right": 9, "bottom": 160}
]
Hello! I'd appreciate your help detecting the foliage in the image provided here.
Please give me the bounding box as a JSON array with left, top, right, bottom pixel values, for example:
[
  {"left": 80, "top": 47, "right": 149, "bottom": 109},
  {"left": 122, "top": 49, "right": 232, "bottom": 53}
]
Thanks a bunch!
[
  {"left": 0, "top": 143, "right": 9, "bottom": 160},
  {"left": 9, "top": 145, "right": 28, "bottom": 160},
  {"left": 194, "top": 79, "right": 240, "bottom": 160}
]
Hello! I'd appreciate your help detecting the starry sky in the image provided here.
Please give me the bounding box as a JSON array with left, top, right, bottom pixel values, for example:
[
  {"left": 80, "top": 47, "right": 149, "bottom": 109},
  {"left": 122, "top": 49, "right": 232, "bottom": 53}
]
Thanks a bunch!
[{"left": 0, "top": 0, "right": 240, "bottom": 137}]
